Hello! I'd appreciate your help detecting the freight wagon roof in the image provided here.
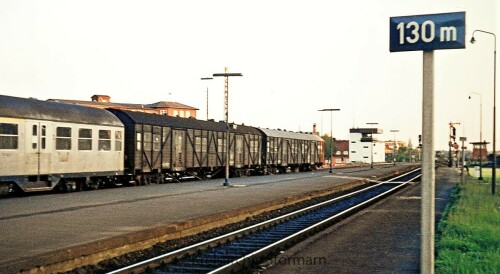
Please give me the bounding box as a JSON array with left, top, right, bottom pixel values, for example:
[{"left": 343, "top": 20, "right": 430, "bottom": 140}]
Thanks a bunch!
[
  {"left": 0, "top": 95, "right": 124, "bottom": 127},
  {"left": 111, "top": 109, "right": 262, "bottom": 135},
  {"left": 258, "top": 128, "right": 324, "bottom": 141}
]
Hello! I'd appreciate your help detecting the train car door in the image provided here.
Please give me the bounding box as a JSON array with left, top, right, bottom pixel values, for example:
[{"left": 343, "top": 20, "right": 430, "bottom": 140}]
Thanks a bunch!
[
  {"left": 27, "top": 122, "right": 50, "bottom": 179},
  {"left": 235, "top": 135, "right": 243, "bottom": 168},
  {"left": 172, "top": 130, "right": 185, "bottom": 171}
]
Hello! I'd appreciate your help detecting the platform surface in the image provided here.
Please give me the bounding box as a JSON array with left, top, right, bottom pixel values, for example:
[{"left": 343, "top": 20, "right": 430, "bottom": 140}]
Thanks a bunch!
[
  {"left": 0, "top": 164, "right": 414, "bottom": 271},
  {"left": 263, "top": 166, "right": 458, "bottom": 273}
]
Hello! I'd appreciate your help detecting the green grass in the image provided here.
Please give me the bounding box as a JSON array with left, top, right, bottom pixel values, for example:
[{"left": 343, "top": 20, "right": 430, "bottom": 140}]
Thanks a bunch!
[
  {"left": 474, "top": 168, "right": 500, "bottom": 183},
  {"left": 435, "top": 177, "right": 500, "bottom": 274}
]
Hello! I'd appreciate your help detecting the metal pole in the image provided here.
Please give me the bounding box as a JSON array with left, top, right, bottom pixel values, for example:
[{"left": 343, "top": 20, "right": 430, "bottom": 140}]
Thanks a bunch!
[
  {"left": 366, "top": 122, "right": 378, "bottom": 169},
  {"left": 479, "top": 95, "right": 484, "bottom": 180},
  {"left": 201, "top": 77, "right": 213, "bottom": 120},
  {"left": 491, "top": 33, "right": 498, "bottom": 195},
  {"left": 393, "top": 138, "right": 396, "bottom": 165},
  {"left": 421, "top": 50, "right": 435, "bottom": 274},
  {"left": 224, "top": 74, "right": 229, "bottom": 186},
  {"left": 390, "top": 129, "right": 399, "bottom": 165},
  {"left": 330, "top": 111, "right": 333, "bottom": 173},
  {"left": 471, "top": 30, "right": 496, "bottom": 194},
  {"left": 461, "top": 137, "right": 467, "bottom": 184},
  {"left": 213, "top": 69, "right": 243, "bottom": 187},
  {"left": 318, "top": 109, "right": 340, "bottom": 173},
  {"left": 371, "top": 141, "right": 374, "bottom": 169}
]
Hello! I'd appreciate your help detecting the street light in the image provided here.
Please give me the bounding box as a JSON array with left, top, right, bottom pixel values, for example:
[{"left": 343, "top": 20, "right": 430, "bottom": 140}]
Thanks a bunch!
[
  {"left": 201, "top": 77, "right": 213, "bottom": 120},
  {"left": 213, "top": 68, "right": 243, "bottom": 187},
  {"left": 469, "top": 92, "right": 483, "bottom": 180},
  {"left": 367, "top": 122, "right": 379, "bottom": 169},
  {"left": 471, "top": 29, "right": 497, "bottom": 195},
  {"left": 390, "top": 129, "right": 399, "bottom": 165},
  {"left": 318, "top": 108, "right": 341, "bottom": 173}
]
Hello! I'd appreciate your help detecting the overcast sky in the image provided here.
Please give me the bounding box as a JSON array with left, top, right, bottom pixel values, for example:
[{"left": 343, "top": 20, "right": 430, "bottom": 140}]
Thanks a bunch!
[{"left": 1, "top": 0, "right": 498, "bottom": 150}]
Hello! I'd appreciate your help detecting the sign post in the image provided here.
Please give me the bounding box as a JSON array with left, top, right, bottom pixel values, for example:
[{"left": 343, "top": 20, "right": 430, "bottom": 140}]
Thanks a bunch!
[{"left": 390, "top": 12, "right": 465, "bottom": 274}]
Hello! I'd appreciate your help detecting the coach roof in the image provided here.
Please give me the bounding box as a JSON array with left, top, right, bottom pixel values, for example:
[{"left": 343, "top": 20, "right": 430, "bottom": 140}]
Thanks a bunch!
[
  {"left": 110, "top": 109, "right": 262, "bottom": 135},
  {"left": 0, "top": 95, "right": 123, "bottom": 127},
  {"left": 258, "top": 128, "right": 324, "bottom": 141}
]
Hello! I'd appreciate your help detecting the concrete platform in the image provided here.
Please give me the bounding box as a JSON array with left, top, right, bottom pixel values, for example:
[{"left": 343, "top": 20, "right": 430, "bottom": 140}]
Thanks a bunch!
[
  {"left": 262, "top": 166, "right": 458, "bottom": 273},
  {"left": 0, "top": 164, "right": 416, "bottom": 273}
]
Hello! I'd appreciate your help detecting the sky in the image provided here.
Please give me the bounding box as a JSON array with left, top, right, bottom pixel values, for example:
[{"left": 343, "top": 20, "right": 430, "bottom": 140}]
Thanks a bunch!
[{"left": 0, "top": 0, "right": 498, "bottom": 151}]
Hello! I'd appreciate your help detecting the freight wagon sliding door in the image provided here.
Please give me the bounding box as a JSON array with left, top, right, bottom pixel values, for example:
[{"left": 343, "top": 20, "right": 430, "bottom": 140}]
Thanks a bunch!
[
  {"left": 235, "top": 135, "right": 243, "bottom": 168},
  {"left": 161, "top": 127, "right": 172, "bottom": 170},
  {"left": 172, "top": 130, "right": 185, "bottom": 171},
  {"left": 136, "top": 125, "right": 164, "bottom": 173}
]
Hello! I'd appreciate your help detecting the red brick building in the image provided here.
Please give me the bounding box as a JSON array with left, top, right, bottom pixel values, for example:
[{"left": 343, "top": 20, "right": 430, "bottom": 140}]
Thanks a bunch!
[
  {"left": 332, "top": 139, "right": 349, "bottom": 164},
  {"left": 50, "top": 94, "right": 198, "bottom": 118}
]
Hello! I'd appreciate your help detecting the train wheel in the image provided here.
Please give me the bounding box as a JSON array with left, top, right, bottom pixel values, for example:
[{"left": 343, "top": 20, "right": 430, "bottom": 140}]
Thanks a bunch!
[
  {"left": 86, "top": 179, "right": 100, "bottom": 190},
  {"left": 59, "top": 179, "right": 78, "bottom": 193}
]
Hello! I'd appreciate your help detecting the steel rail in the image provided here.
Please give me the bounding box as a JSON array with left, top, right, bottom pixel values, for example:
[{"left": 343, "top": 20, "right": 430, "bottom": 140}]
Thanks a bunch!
[{"left": 107, "top": 168, "right": 421, "bottom": 274}]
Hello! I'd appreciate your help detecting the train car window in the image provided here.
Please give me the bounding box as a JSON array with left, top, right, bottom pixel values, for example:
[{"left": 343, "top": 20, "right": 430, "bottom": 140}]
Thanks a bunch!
[
  {"left": 153, "top": 134, "right": 160, "bottom": 151},
  {"left": 144, "top": 132, "right": 152, "bottom": 151},
  {"left": 218, "top": 138, "right": 224, "bottom": 153},
  {"left": 78, "top": 129, "right": 92, "bottom": 150},
  {"left": 98, "top": 130, "right": 111, "bottom": 151},
  {"left": 56, "top": 127, "right": 72, "bottom": 150},
  {"left": 0, "top": 123, "right": 18, "bottom": 149},
  {"left": 136, "top": 133, "right": 142, "bottom": 151},
  {"left": 32, "top": 125, "right": 38, "bottom": 149},
  {"left": 115, "top": 131, "right": 122, "bottom": 151},
  {"left": 41, "top": 126, "right": 46, "bottom": 149},
  {"left": 201, "top": 136, "right": 207, "bottom": 153},
  {"left": 195, "top": 137, "right": 202, "bottom": 153}
]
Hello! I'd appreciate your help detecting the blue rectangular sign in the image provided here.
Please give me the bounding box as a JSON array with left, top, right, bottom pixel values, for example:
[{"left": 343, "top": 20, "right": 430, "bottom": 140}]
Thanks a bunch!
[{"left": 390, "top": 12, "right": 465, "bottom": 52}]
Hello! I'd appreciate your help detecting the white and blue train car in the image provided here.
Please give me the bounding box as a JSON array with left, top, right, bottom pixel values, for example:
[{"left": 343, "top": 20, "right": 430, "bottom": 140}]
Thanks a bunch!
[{"left": 0, "top": 95, "right": 125, "bottom": 193}]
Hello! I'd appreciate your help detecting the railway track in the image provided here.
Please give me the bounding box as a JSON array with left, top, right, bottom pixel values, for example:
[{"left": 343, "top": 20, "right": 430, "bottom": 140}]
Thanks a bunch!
[{"left": 107, "top": 168, "right": 421, "bottom": 274}]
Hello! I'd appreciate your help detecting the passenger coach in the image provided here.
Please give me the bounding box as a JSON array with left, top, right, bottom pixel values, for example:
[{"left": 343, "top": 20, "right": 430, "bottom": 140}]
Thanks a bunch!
[{"left": 0, "top": 95, "right": 124, "bottom": 193}]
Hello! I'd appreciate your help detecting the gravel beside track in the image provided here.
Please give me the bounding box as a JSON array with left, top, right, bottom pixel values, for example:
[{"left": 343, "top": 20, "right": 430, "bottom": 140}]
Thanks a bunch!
[
  {"left": 262, "top": 166, "right": 458, "bottom": 273},
  {"left": 0, "top": 164, "right": 416, "bottom": 273}
]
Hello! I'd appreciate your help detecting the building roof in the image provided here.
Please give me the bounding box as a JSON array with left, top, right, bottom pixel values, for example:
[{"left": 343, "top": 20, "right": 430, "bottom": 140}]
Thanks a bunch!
[
  {"left": 146, "top": 101, "right": 198, "bottom": 110},
  {"left": 349, "top": 128, "right": 383, "bottom": 134},
  {"left": 0, "top": 95, "right": 123, "bottom": 127},
  {"left": 258, "top": 128, "right": 324, "bottom": 142},
  {"left": 49, "top": 99, "right": 198, "bottom": 111},
  {"left": 108, "top": 109, "right": 261, "bottom": 135}
]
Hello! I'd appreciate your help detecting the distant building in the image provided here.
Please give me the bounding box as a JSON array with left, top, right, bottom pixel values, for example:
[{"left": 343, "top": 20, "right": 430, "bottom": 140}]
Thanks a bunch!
[
  {"left": 470, "top": 141, "right": 488, "bottom": 161},
  {"left": 384, "top": 140, "right": 406, "bottom": 154},
  {"left": 332, "top": 139, "right": 349, "bottom": 164},
  {"left": 349, "top": 128, "right": 385, "bottom": 163},
  {"left": 50, "top": 94, "right": 198, "bottom": 118}
]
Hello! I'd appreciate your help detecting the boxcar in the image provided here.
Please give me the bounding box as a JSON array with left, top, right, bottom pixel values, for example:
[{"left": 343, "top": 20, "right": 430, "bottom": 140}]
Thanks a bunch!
[
  {"left": 0, "top": 95, "right": 124, "bottom": 193},
  {"left": 258, "top": 128, "right": 324, "bottom": 173},
  {"left": 108, "top": 110, "right": 262, "bottom": 183}
]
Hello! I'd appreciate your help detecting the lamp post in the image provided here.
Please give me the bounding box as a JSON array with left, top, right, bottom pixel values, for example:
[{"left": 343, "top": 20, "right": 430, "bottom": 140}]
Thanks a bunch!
[
  {"left": 213, "top": 68, "right": 243, "bottom": 187},
  {"left": 367, "top": 122, "right": 379, "bottom": 169},
  {"left": 471, "top": 30, "right": 497, "bottom": 195},
  {"left": 318, "top": 108, "right": 341, "bottom": 173},
  {"left": 201, "top": 77, "right": 213, "bottom": 120},
  {"left": 390, "top": 129, "right": 399, "bottom": 165},
  {"left": 469, "top": 92, "right": 483, "bottom": 180}
]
